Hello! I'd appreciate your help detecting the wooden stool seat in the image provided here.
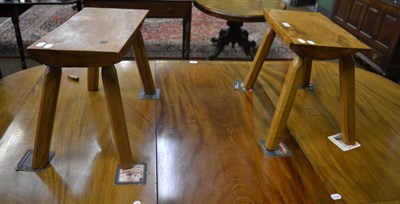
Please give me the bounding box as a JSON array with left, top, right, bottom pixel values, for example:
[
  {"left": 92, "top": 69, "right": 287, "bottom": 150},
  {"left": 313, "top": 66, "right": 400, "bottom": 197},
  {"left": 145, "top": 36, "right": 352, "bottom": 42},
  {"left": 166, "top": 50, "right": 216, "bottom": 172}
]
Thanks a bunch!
[
  {"left": 28, "top": 8, "right": 147, "bottom": 67},
  {"left": 242, "top": 9, "right": 370, "bottom": 151},
  {"left": 264, "top": 10, "right": 369, "bottom": 60},
  {"left": 26, "top": 8, "right": 156, "bottom": 170}
]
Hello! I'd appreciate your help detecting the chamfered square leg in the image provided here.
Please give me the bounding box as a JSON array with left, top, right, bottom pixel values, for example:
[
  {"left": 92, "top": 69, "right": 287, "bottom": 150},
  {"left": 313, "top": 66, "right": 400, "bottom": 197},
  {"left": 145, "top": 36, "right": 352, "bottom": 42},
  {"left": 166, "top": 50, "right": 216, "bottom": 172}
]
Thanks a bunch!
[
  {"left": 32, "top": 66, "right": 62, "bottom": 169},
  {"left": 87, "top": 67, "right": 100, "bottom": 91},
  {"left": 132, "top": 32, "right": 156, "bottom": 95},
  {"left": 243, "top": 28, "right": 276, "bottom": 89},
  {"left": 301, "top": 57, "right": 313, "bottom": 88},
  {"left": 339, "top": 55, "right": 356, "bottom": 145},
  {"left": 101, "top": 65, "right": 133, "bottom": 169},
  {"left": 265, "top": 56, "right": 305, "bottom": 150}
]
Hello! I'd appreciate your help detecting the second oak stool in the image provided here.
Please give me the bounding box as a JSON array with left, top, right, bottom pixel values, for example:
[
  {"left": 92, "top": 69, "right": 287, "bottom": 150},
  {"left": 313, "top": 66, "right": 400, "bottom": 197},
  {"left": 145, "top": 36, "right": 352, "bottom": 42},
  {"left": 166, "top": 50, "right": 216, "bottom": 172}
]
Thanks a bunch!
[
  {"left": 238, "top": 9, "right": 370, "bottom": 151},
  {"left": 25, "top": 8, "right": 156, "bottom": 170}
]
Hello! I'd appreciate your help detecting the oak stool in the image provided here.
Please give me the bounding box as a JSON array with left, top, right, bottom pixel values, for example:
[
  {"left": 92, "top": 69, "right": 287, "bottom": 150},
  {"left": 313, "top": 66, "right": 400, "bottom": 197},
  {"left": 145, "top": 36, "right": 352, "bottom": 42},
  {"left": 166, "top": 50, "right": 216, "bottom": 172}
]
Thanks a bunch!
[
  {"left": 24, "top": 8, "right": 156, "bottom": 170},
  {"left": 237, "top": 10, "right": 370, "bottom": 151}
]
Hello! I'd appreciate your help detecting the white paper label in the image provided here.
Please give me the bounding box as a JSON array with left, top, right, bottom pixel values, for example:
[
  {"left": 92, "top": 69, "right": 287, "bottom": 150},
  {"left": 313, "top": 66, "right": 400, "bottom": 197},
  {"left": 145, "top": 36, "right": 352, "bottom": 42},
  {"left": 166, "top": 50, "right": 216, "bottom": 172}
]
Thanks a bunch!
[
  {"left": 297, "top": 39, "right": 306, "bottom": 43},
  {"left": 330, "top": 193, "right": 342, "bottom": 200},
  {"left": 44, "top": 44, "right": 54, "bottom": 49},
  {"left": 282, "top": 22, "right": 291, "bottom": 27},
  {"left": 36, "top": 42, "right": 46, "bottom": 47},
  {"left": 307, "top": 40, "right": 316, "bottom": 45}
]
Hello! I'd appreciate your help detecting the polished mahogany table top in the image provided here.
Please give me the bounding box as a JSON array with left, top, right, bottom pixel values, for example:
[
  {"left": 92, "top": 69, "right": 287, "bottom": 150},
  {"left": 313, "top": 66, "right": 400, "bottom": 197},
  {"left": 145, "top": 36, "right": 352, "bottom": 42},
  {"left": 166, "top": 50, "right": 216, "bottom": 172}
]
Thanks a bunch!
[
  {"left": 1, "top": 60, "right": 400, "bottom": 203},
  {"left": 194, "top": 0, "right": 285, "bottom": 22}
]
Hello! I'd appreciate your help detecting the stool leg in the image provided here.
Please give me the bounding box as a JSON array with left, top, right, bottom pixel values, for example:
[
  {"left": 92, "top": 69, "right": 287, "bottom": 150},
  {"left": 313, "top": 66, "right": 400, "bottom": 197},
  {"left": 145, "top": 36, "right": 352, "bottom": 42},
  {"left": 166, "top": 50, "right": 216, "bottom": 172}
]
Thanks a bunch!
[
  {"left": 339, "top": 55, "right": 356, "bottom": 145},
  {"left": 301, "top": 58, "right": 313, "bottom": 88},
  {"left": 32, "top": 66, "right": 62, "bottom": 169},
  {"left": 243, "top": 28, "right": 276, "bottom": 89},
  {"left": 101, "top": 65, "right": 133, "bottom": 169},
  {"left": 132, "top": 32, "right": 156, "bottom": 95},
  {"left": 87, "top": 67, "right": 99, "bottom": 91},
  {"left": 265, "top": 56, "right": 305, "bottom": 150}
]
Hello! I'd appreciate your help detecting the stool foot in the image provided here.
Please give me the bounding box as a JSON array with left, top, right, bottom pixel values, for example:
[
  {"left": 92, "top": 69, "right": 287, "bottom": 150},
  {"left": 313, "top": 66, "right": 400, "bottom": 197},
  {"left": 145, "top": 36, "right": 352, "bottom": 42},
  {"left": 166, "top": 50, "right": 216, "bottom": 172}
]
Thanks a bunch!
[
  {"left": 259, "top": 139, "right": 291, "bottom": 157},
  {"left": 17, "top": 149, "right": 55, "bottom": 171},
  {"left": 328, "top": 133, "right": 361, "bottom": 151},
  {"left": 102, "top": 65, "right": 133, "bottom": 169},
  {"left": 243, "top": 28, "right": 276, "bottom": 89},
  {"left": 32, "top": 66, "right": 62, "bottom": 169},
  {"left": 138, "top": 88, "right": 161, "bottom": 100},
  {"left": 265, "top": 56, "right": 305, "bottom": 150}
]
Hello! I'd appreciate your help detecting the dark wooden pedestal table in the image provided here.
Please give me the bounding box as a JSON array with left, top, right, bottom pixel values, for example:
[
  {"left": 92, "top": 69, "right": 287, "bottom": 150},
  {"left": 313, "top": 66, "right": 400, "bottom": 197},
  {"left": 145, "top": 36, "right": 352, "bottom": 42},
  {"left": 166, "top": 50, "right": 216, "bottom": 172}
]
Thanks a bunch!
[
  {"left": 194, "top": 0, "right": 285, "bottom": 60},
  {"left": 239, "top": 9, "right": 370, "bottom": 151},
  {"left": 23, "top": 8, "right": 157, "bottom": 171}
]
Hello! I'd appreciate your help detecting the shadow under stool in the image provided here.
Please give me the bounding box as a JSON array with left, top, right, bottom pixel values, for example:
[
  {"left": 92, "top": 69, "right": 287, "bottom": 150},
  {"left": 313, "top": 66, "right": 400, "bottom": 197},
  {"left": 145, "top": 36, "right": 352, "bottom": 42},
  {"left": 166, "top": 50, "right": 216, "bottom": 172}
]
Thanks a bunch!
[
  {"left": 23, "top": 8, "right": 156, "bottom": 170},
  {"left": 237, "top": 9, "right": 370, "bottom": 151}
]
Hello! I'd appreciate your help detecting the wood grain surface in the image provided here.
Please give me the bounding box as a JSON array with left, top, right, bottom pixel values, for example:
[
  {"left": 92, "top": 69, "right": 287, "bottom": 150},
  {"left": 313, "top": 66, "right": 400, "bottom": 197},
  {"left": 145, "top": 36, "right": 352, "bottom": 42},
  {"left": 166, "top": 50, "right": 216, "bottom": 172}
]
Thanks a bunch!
[
  {"left": 87, "top": 67, "right": 99, "bottom": 91},
  {"left": 264, "top": 9, "right": 370, "bottom": 59},
  {"left": 194, "top": 0, "right": 285, "bottom": 22},
  {"left": 27, "top": 8, "right": 148, "bottom": 67},
  {"left": 244, "top": 28, "right": 276, "bottom": 89},
  {"left": 32, "top": 66, "right": 62, "bottom": 169},
  {"left": 265, "top": 56, "right": 304, "bottom": 150},
  {"left": 257, "top": 60, "right": 400, "bottom": 203},
  {"left": 132, "top": 32, "right": 156, "bottom": 95},
  {"left": 101, "top": 65, "right": 133, "bottom": 169},
  {"left": 155, "top": 61, "right": 332, "bottom": 203},
  {"left": 0, "top": 62, "right": 157, "bottom": 203},
  {"left": 1, "top": 60, "right": 399, "bottom": 203}
]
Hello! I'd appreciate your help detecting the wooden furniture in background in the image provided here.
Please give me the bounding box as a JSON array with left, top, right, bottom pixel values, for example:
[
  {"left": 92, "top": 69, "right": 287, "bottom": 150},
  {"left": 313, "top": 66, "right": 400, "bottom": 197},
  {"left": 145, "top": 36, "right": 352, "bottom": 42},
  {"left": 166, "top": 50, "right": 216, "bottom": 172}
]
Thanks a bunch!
[
  {"left": 332, "top": 0, "right": 400, "bottom": 82},
  {"left": 26, "top": 8, "right": 156, "bottom": 169},
  {"left": 242, "top": 9, "right": 370, "bottom": 150},
  {"left": 84, "top": 0, "right": 193, "bottom": 59},
  {"left": 0, "top": 0, "right": 82, "bottom": 70},
  {"left": 290, "top": 0, "right": 315, "bottom": 7},
  {"left": 193, "top": 0, "right": 285, "bottom": 60}
]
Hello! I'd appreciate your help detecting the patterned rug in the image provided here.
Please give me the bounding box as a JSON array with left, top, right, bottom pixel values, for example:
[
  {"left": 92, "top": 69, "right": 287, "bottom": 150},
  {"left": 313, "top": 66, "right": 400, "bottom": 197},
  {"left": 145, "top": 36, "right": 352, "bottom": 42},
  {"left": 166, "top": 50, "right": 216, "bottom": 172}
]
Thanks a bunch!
[{"left": 0, "top": 5, "right": 295, "bottom": 60}]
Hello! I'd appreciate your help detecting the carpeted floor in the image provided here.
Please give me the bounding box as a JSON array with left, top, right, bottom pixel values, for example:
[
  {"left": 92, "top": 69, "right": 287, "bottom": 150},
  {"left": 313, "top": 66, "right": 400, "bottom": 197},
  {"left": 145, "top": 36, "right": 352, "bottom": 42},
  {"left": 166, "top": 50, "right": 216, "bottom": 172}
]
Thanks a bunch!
[{"left": 0, "top": 5, "right": 295, "bottom": 60}]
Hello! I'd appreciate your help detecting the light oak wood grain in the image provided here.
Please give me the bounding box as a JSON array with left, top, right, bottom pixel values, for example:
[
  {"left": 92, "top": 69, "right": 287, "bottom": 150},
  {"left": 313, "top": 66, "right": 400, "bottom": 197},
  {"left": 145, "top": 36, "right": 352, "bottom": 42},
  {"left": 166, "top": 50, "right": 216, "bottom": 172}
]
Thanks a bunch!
[
  {"left": 101, "top": 65, "right": 133, "bottom": 169},
  {"left": 32, "top": 66, "right": 62, "bottom": 169},
  {"left": 265, "top": 56, "right": 304, "bottom": 150},
  {"left": 0, "top": 62, "right": 157, "bottom": 203},
  {"left": 301, "top": 57, "right": 313, "bottom": 88},
  {"left": 26, "top": 8, "right": 156, "bottom": 169},
  {"left": 132, "top": 32, "right": 156, "bottom": 95},
  {"left": 264, "top": 9, "right": 370, "bottom": 59},
  {"left": 26, "top": 8, "right": 149, "bottom": 67},
  {"left": 87, "top": 67, "right": 99, "bottom": 91},
  {"left": 243, "top": 28, "right": 276, "bottom": 89},
  {"left": 257, "top": 60, "right": 400, "bottom": 203},
  {"left": 339, "top": 55, "right": 356, "bottom": 144},
  {"left": 245, "top": 9, "right": 371, "bottom": 148}
]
